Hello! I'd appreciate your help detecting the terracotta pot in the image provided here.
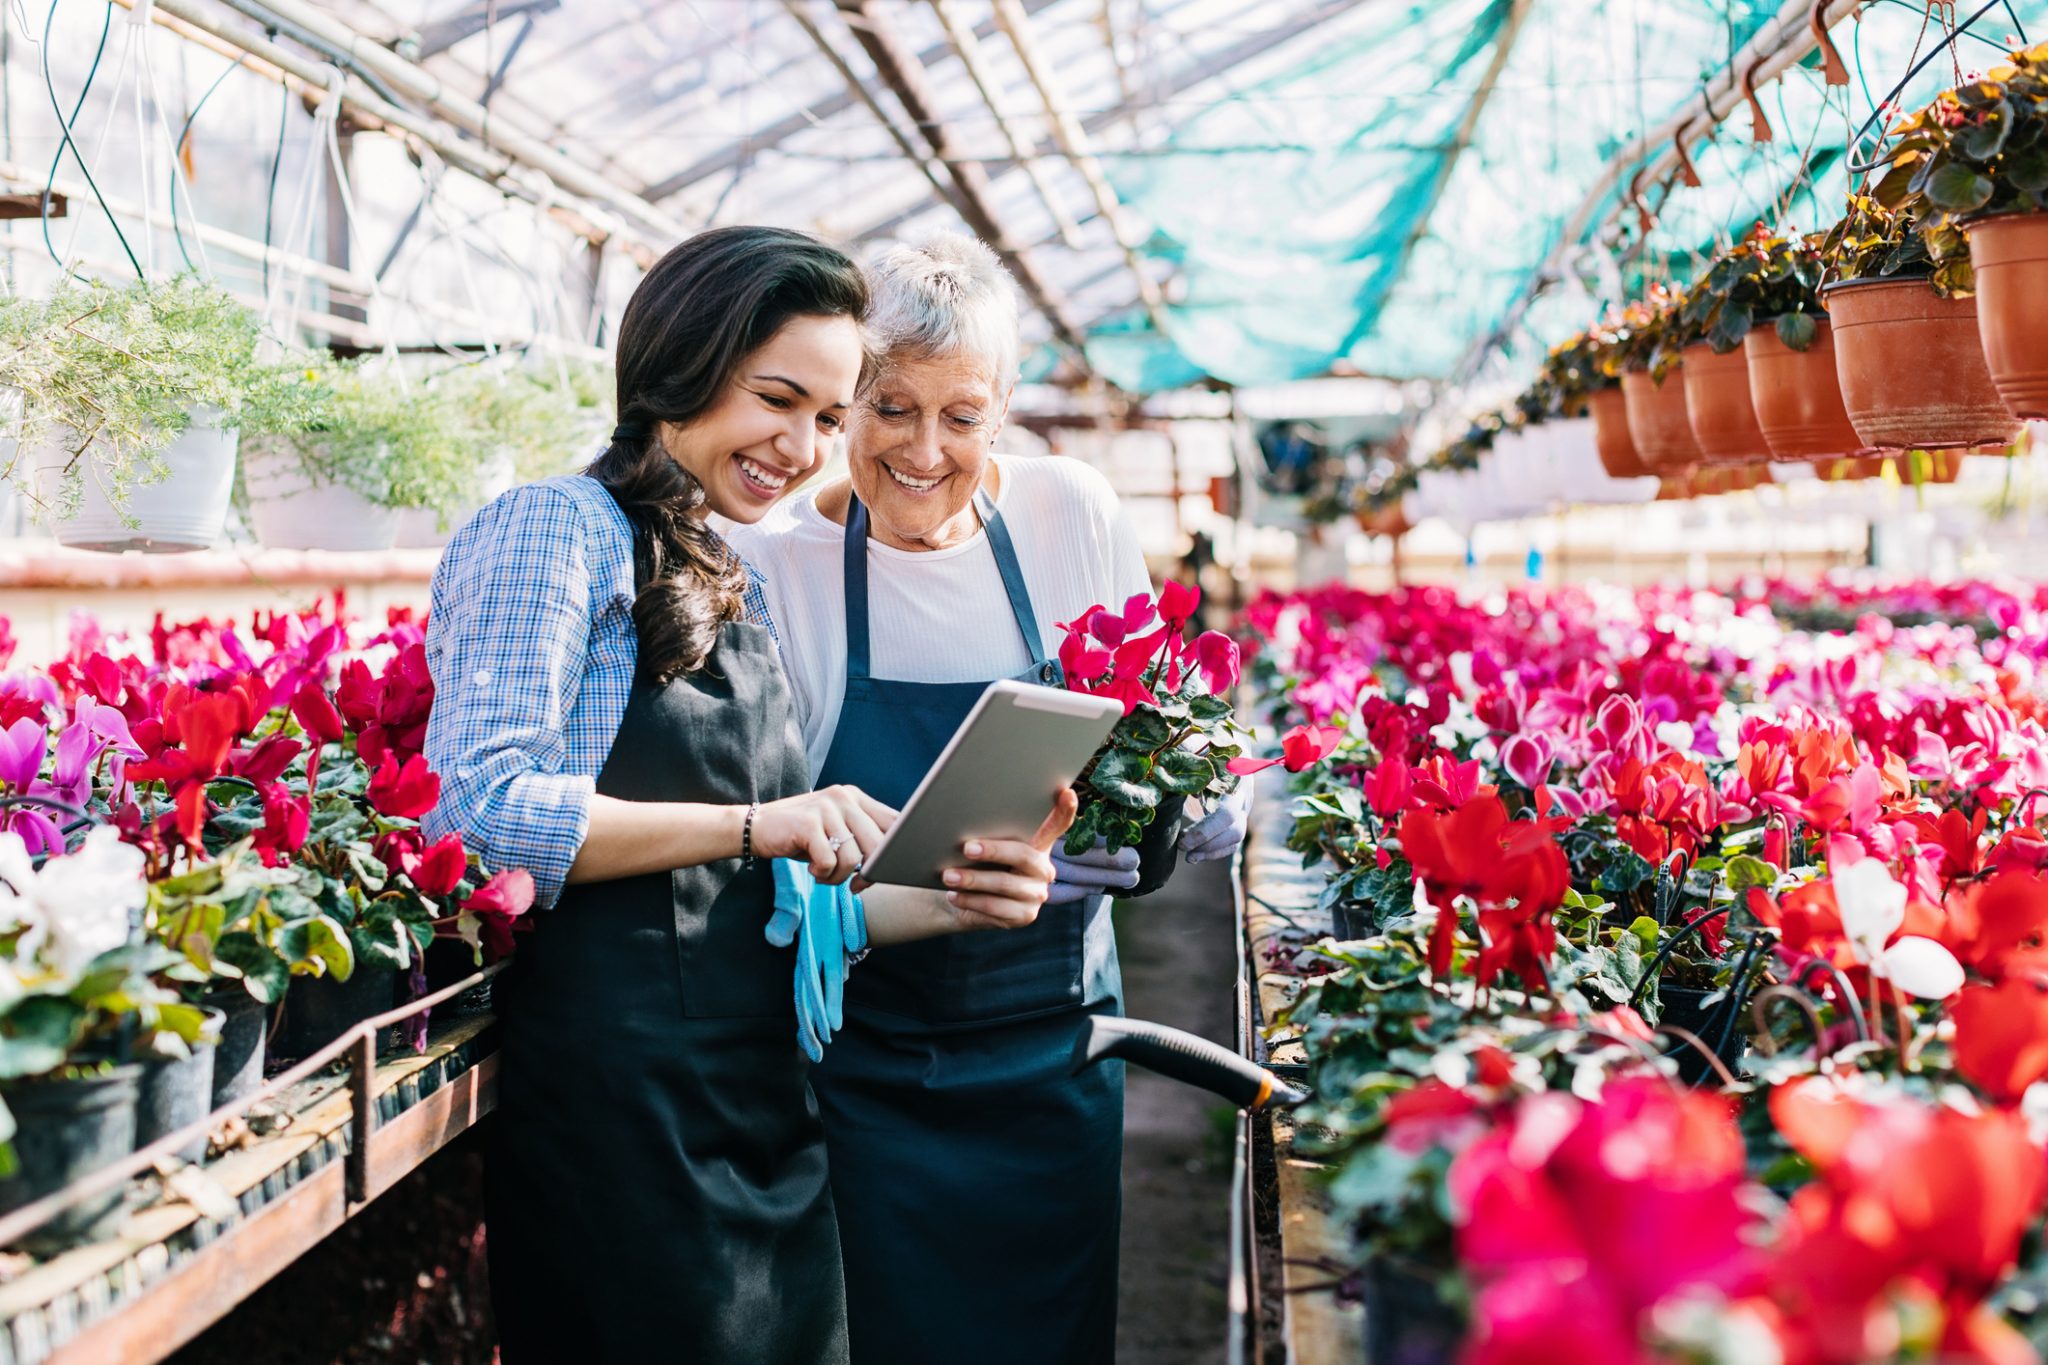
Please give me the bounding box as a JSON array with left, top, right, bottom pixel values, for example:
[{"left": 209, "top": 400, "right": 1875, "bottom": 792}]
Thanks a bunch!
[
  {"left": 1897, "top": 449, "right": 1967, "bottom": 485},
  {"left": 1620, "top": 367, "right": 1704, "bottom": 473},
  {"left": 1654, "top": 474, "right": 1694, "bottom": 500},
  {"left": 1817, "top": 455, "right": 1889, "bottom": 482},
  {"left": 1588, "top": 386, "right": 1647, "bottom": 478},
  {"left": 1353, "top": 505, "right": 1411, "bottom": 538},
  {"left": 1681, "top": 342, "right": 1771, "bottom": 465},
  {"left": 1965, "top": 213, "right": 2048, "bottom": 420},
  {"left": 1824, "top": 279, "right": 2022, "bottom": 451},
  {"left": 1744, "top": 320, "right": 1865, "bottom": 460}
]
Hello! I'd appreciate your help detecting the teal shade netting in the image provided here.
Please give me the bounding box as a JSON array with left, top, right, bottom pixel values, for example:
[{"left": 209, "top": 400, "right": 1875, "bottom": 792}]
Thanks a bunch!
[{"left": 1061, "top": 0, "right": 2047, "bottom": 393}]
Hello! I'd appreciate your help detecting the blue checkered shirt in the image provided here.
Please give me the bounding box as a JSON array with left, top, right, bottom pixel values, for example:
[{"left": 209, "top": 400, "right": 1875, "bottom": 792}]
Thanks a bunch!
[{"left": 422, "top": 473, "right": 777, "bottom": 907}]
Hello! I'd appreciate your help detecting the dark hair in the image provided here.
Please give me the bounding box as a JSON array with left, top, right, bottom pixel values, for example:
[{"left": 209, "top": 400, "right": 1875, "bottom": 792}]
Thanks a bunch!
[{"left": 588, "top": 226, "right": 868, "bottom": 683}]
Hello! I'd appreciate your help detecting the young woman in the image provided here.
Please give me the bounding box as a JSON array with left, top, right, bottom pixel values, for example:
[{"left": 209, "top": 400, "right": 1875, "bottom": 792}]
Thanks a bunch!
[{"left": 422, "top": 226, "right": 1071, "bottom": 1364}]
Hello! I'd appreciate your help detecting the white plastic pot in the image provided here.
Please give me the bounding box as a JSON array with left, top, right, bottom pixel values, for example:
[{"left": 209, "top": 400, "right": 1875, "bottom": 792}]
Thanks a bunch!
[
  {"left": 243, "top": 435, "right": 401, "bottom": 551},
  {"left": 32, "top": 408, "right": 238, "bottom": 553},
  {"left": 391, "top": 448, "right": 515, "bottom": 549}
]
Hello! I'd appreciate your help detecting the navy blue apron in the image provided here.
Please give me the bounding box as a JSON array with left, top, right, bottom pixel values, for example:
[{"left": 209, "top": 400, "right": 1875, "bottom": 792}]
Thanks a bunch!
[{"left": 811, "top": 489, "right": 1123, "bottom": 1365}]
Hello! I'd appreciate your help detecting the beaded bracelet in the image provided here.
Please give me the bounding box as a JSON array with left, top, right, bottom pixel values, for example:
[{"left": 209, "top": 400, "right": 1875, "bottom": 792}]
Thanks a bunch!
[{"left": 741, "top": 801, "right": 760, "bottom": 867}]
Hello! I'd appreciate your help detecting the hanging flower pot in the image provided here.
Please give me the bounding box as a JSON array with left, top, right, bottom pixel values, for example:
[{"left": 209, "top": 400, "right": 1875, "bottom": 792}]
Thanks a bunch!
[
  {"left": 27, "top": 409, "right": 238, "bottom": 553},
  {"left": 1898, "top": 448, "right": 1968, "bottom": 486},
  {"left": 1744, "top": 320, "right": 1865, "bottom": 461},
  {"left": 1587, "top": 387, "right": 1647, "bottom": 478},
  {"left": 1353, "top": 503, "right": 1411, "bottom": 538},
  {"left": 1964, "top": 213, "right": 2048, "bottom": 420},
  {"left": 242, "top": 435, "right": 402, "bottom": 552},
  {"left": 1816, "top": 454, "right": 1889, "bottom": 483},
  {"left": 1620, "top": 366, "right": 1703, "bottom": 473},
  {"left": 1823, "top": 279, "right": 2021, "bottom": 452},
  {"left": 1681, "top": 342, "right": 1771, "bottom": 466}
]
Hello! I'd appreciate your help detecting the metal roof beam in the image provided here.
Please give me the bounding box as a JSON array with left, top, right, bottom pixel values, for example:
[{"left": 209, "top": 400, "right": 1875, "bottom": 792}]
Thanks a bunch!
[
  {"left": 640, "top": 0, "right": 1064, "bottom": 203},
  {"left": 988, "top": 0, "right": 1171, "bottom": 335},
  {"left": 845, "top": 0, "right": 1366, "bottom": 244},
  {"left": 789, "top": 0, "right": 1093, "bottom": 360},
  {"left": 930, "top": 0, "right": 1087, "bottom": 250},
  {"left": 414, "top": 0, "right": 559, "bottom": 58},
  {"left": 774, "top": 0, "right": 1091, "bottom": 365}
]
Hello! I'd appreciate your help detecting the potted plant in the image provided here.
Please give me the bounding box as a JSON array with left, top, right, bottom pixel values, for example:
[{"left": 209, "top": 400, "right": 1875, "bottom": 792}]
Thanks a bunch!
[
  {"left": 1817, "top": 194, "right": 2021, "bottom": 451},
  {"left": 399, "top": 364, "right": 570, "bottom": 548},
  {"left": 1671, "top": 228, "right": 1791, "bottom": 465},
  {"left": 0, "top": 828, "right": 213, "bottom": 1247},
  {"left": 1541, "top": 324, "right": 1648, "bottom": 480},
  {"left": 1054, "top": 585, "right": 1261, "bottom": 897},
  {"left": 1869, "top": 42, "right": 2048, "bottom": 417},
  {"left": 0, "top": 277, "right": 254, "bottom": 552},
  {"left": 238, "top": 357, "right": 470, "bottom": 552},
  {"left": 1612, "top": 289, "right": 1705, "bottom": 474}
]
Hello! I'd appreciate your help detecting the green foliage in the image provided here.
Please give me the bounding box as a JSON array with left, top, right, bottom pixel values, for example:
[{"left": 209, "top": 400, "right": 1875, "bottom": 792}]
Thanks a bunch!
[
  {"left": 0, "top": 276, "right": 260, "bottom": 518},
  {"left": 1819, "top": 194, "right": 1975, "bottom": 297},
  {"left": 1677, "top": 228, "right": 1827, "bottom": 354},
  {"left": 1868, "top": 44, "right": 2048, "bottom": 235}
]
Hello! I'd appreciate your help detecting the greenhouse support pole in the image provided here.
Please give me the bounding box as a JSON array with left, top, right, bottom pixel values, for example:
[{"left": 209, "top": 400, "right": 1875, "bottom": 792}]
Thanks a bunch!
[
  {"left": 214, "top": 0, "right": 693, "bottom": 247},
  {"left": 139, "top": 0, "right": 660, "bottom": 264}
]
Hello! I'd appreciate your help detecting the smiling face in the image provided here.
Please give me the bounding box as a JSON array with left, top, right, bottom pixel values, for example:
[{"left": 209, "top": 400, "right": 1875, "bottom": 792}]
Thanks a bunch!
[
  {"left": 659, "top": 313, "right": 864, "bottom": 524},
  {"left": 846, "top": 352, "right": 1012, "bottom": 552}
]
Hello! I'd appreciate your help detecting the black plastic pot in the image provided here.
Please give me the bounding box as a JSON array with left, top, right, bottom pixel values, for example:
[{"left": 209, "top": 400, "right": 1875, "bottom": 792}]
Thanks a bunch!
[
  {"left": 208, "top": 989, "right": 267, "bottom": 1111},
  {"left": 422, "top": 939, "right": 493, "bottom": 1018},
  {"left": 1658, "top": 985, "right": 1746, "bottom": 1086},
  {"left": 135, "top": 1009, "right": 224, "bottom": 1165},
  {"left": 0, "top": 1065, "right": 143, "bottom": 1251},
  {"left": 1362, "top": 1259, "right": 1464, "bottom": 1365},
  {"left": 273, "top": 966, "right": 398, "bottom": 1064},
  {"left": 1125, "top": 802, "right": 1190, "bottom": 900},
  {"left": 1332, "top": 899, "right": 1377, "bottom": 940}
]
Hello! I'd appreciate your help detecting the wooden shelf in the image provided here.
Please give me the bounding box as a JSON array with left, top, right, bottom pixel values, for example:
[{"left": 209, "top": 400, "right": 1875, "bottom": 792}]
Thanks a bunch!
[{"left": 0, "top": 1014, "right": 497, "bottom": 1365}]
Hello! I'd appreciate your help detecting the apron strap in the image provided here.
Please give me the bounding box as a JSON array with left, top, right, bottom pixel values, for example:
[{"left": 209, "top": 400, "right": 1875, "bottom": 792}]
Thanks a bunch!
[
  {"left": 974, "top": 489, "right": 1051, "bottom": 669},
  {"left": 842, "top": 485, "right": 1050, "bottom": 681}
]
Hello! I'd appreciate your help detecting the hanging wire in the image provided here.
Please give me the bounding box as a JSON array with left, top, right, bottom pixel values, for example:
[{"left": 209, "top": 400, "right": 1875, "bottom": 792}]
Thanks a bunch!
[
  {"left": 40, "top": 0, "right": 142, "bottom": 277},
  {"left": 261, "top": 55, "right": 288, "bottom": 297},
  {"left": 167, "top": 52, "right": 252, "bottom": 275},
  {"left": 1844, "top": 0, "right": 2011, "bottom": 175}
]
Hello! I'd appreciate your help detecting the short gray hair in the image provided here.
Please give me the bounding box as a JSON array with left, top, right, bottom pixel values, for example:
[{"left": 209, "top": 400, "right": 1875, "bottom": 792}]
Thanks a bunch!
[{"left": 863, "top": 233, "right": 1020, "bottom": 391}]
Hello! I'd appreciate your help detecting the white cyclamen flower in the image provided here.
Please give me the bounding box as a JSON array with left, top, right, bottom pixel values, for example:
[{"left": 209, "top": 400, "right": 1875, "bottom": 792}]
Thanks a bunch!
[
  {"left": 1833, "top": 858, "right": 1963, "bottom": 1000},
  {"left": 31, "top": 828, "right": 144, "bottom": 977}
]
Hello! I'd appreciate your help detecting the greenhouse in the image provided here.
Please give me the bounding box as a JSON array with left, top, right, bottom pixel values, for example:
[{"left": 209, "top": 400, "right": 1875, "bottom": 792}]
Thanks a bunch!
[{"left": 1, "top": 0, "right": 2047, "bottom": 1361}]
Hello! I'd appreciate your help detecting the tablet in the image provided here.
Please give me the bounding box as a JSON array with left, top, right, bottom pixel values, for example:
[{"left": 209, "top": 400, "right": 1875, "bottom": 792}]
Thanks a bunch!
[{"left": 859, "top": 679, "right": 1125, "bottom": 890}]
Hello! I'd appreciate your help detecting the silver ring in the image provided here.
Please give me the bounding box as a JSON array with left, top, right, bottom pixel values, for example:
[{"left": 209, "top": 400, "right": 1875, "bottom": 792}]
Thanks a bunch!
[{"left": 828, "top": 835, "right": 851, "bottom": 851}]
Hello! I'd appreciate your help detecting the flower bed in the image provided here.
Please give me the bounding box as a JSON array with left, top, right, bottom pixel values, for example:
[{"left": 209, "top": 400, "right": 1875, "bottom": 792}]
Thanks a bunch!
[
  {"left": 1236, "top": 576, "right": 2048, "bottom": 1363},
  {"left": 0, "top": 598, "right": 531, "bottom": 1248}
]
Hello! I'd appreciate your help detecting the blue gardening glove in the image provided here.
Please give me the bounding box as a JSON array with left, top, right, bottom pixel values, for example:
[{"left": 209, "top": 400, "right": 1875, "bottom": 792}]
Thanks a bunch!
[
  {"left": 1048, "top": 837, "right": 1141, "bottom": 905},
  {"left": 1180, "top": 784, "right": 1253, "bottom": 864},
  {"left": 768, "top": 860, "right": 868, "bottom": 1061}
]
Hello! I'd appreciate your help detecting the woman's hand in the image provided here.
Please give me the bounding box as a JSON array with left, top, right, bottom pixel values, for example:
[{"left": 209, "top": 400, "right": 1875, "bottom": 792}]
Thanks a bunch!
[
  {"left": 751, "top": 785, "right": 897, "bottom": 884},
  {"left": 940, "top": 789, "right": 1079, "bottom": 930}
]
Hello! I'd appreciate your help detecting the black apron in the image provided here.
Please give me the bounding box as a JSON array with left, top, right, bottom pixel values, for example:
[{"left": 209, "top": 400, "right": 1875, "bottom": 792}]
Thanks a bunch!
[
  {"left": 485, "top": 617, "right": 848, "bottom": 1364},
  {"left": 809, "top": 491, "right": 1123, "bottom": 1365}
]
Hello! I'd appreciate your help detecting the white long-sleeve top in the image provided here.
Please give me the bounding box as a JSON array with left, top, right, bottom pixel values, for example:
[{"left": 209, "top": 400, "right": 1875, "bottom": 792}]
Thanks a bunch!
[{"left": 725, "top": 453, "right": 1152, "bottom": 778}]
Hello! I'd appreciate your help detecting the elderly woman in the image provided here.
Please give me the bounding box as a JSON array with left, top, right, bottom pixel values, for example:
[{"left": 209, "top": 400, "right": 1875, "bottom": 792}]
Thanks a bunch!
[{"left": 727, "top": 233, "right": 1250, "bottom": 1365}]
